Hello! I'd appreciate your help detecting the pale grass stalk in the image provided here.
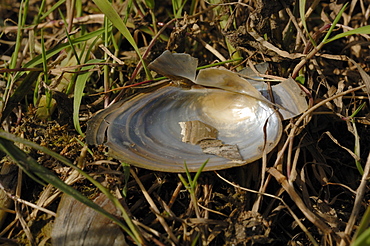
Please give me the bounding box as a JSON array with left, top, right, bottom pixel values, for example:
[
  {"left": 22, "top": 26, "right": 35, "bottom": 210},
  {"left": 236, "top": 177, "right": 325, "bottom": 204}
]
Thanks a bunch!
[
  {"left": 274, "top": 84, "right": 366, "bottom": 168},
  {"left": 215, "top": 171, "right": 319, "bottom": 246},
  {"left": 15, "top": 169, "right": 34, "bottom": 244},
  {"left": 268, "top": 167, "right": 332, "bottom": 235},
  {"left": 130, "top": 168, "right": 179, "bottom": 245},
  {"left": 340, "top": 153, "right": 370, "bottom": 246},
  {"left": 0, "top": 184, "right": 56, "bottom": 217}
]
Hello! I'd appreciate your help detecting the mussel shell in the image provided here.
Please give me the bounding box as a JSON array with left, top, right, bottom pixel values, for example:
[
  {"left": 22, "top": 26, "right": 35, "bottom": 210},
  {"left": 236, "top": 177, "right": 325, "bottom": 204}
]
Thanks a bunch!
[
  {"left": 51, "top": 193, "right": 126, "bottom": 245},
  {"left": 87, "top": 86, "right": 282, "bottom": 172}
]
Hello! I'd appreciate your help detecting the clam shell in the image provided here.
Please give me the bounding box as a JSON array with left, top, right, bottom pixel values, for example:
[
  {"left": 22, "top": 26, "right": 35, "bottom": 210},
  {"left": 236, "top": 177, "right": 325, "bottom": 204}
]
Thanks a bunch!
[
  {"left": 51, "top": 193, "right": 126, "bottom": 245},
  {"left": 86, "top": 86, "right": 282, "bottom": 172},
  {"left": 86, "top": 51, "right": 308, "bottom": 172}
]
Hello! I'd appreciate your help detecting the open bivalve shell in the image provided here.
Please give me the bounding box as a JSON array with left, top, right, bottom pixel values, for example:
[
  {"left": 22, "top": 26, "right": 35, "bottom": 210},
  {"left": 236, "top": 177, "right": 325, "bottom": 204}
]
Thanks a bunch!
[{"left": 86, "top": 51, "right": 308, "bottom": 172}]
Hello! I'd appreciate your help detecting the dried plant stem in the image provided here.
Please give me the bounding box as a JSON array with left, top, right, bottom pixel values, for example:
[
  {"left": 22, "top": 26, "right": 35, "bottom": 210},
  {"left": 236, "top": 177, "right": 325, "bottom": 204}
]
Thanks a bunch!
[
  {"left": 339, "top": 153, "right": 370, "bottom": 246},
  {"left": 111, "top": 18, "right": 178, "bottom": 104},
  {"left": 66, "top": 0, "right": 76, "bottom": 33},
  {"left": 268, "top": 167, "right": 332, "bottom": 234},
  {"left": 0, "top": 185, "right": 56, "bottom": 217},
  {"left": 15, "top": 168, "right": 34, "bottom": 244},
  {"left": 266, "top": 84, "right": 367, "bottom": 242},
  {"left": 130, "top": 169, "right": 179, "bottom": 245},
  {"left": 292, "top": 42, "right": 325, "bottom": 78},
  {"left": 215, "top": 171, "right": 319, "bottom": 246},
  {"left": 274, "top": 84, "right": 366, "bottom": 167},
  {"left": 0, "top": 14, "right": 106, "bottom": 32}
]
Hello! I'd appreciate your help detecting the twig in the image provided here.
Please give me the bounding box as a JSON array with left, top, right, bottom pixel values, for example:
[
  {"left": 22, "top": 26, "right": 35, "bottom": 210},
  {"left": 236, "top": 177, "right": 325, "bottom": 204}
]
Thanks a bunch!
[{"left": 0, "top": 187, "right": 56, "bottom": 217}]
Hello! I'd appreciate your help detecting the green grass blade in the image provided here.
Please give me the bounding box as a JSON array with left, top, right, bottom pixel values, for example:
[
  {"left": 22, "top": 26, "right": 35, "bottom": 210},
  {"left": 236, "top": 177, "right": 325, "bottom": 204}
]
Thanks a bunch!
[
  {"left": 9, "top": 0, "right": 28, "bottom": 70},
  {"left": 145, "top": 0, "right": 155, "bottom": 9},
  {"left": 353, "top": 227, "right": 370, "bottom": 246},
  {"left": 92, "top": 0, "right": 151, "bottom": 79},
  {"left": 353, "top": 206, "right": 370, "bottom": 245},
  {"left": 350, "top": 102, "right": 366, "bottom": 118},
  {"left": 299, "top": 0, "right": 316, "bottom": 46},
  {"left": 0, "top": 130, "right": 143, "bottom": 244},
  {"left": 298, "top": 0, "right": 306, "bottom": 30},
  {"left": 22, "top": 28, "right": 104, "bottom": 70},
  {"left": 324, "top": 25, "right": 370, "bottom": 43},
  {"left": 120, "top": 162, "right": 131, "bottom": 197},
  {"left": 59, "top": 9, "right": 81, "bottom": 65},
  {"left": 172, "top": 0, "right": 187, "bottom": 18},
  {"left": 73, "top": 59, "right": 103, "bottom": 136},
  {"left": 39, "top": 0, "right": 66, "bottom": 21},
  {"left": 178, "top": 174, "right": 189, "bottom": 190},
  {"left": 184, "top": 162, "right": 193, "bottom": 186},
  {"left": 322, "top": 2, "right": 348, "bottom": 44},
  {"left": 2, "top": 30, "right": 103, "bottom": 121},
  {"left": 2, "top": 0, "right": 29, "bottom": 113},
  {"left": 0, "top": 137, "right": 138, "bottom": 241},
  {"left": 40, "top": 29, "right": 53, "bottom": 120},
  {"left": 191, "top": 159, "right": 208, "bottom": 188},
  {"left": 1, "top": 71, "right": 42, "bottom": 122},
  {"left": 65, "top": 34, "right": 101, "bottom": 95},
  {"left": 33, "top": 0, "right": 46, "bottom": 24},
  {"left": 0, "top": 138, "right": 46, "bottom": 186}
]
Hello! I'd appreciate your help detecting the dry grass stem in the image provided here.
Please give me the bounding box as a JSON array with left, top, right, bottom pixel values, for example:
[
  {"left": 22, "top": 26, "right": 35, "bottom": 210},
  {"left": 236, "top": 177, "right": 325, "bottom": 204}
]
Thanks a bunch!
[
  {"left": 340, "top": 153, "right": 370, "bottom": 246},
  {"left": 268, "top": 167, "right": 332, "bottom": 234},
  {"left": 130, "top": 169, "right": 179, "bottom": 245}
]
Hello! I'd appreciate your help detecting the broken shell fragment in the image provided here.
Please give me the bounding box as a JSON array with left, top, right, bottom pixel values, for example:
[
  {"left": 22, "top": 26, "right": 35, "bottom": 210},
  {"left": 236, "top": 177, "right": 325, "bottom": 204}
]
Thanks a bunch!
[
  {"left": 147, "top": 50, "right": 197, "bottom": 82},
  {"left": 51, "top": 193, "right": 126, "bottom": 246},
  {"left": 179, "top": 120, "right": 218, "bottom": 145},
  {"left": 179, "top": 120, "right": 243, "bottom": 161},
  {"left": 86, "top": 51, "right": 307, "bottom": 172}
]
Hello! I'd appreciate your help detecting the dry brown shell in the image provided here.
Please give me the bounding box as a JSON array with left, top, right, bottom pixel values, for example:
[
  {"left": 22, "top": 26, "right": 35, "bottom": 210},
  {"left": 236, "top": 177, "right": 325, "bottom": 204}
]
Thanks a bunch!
[{"left": 51, "top": 193, "right": 126, "bottom": 245}]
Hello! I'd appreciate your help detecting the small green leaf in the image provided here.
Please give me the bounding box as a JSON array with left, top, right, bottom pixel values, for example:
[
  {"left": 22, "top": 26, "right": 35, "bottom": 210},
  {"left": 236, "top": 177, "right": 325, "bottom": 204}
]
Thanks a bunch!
[{"left": 295, "top": 75, "right": 305, "bottom": 85}]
